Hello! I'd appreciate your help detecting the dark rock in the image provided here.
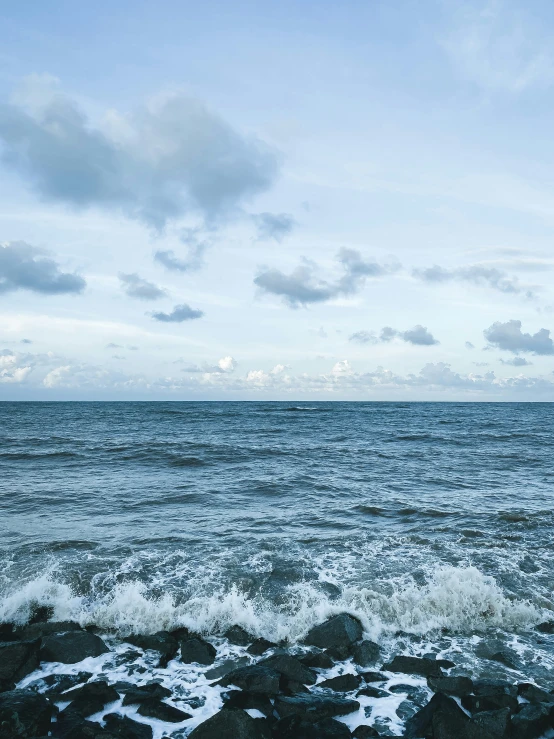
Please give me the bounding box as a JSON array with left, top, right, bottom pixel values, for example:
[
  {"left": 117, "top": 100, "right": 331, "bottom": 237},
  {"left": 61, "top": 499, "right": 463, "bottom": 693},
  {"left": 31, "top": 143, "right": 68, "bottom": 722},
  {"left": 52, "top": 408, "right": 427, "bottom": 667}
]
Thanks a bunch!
[
  {"left": 204, "top": 657, "right": 249, "bottom": 680},
  {"left": 26, "top": 671, "right": 93, "bottom": 697},
  {"left": 0, "top": 639, "right": 40, "bottom": 690},
  {"left": 436, "top": 659, "right": 456, "bottom": 669},
  {"left": 326, "top": 646, "right": 352, "bottom": 662},
  {"left": 55, "top": 710, "right": 115, "bottom": 739},
  {"left": 352, "top": 727, "right": 380, "bottom": 738},
  {"left": 29, "top": 605, "right": 55, "bottom": 624},
  {"left": 299, "top": 651, "right": 335, "bottom": 669},
  {"left": 319, "top": 674, "right": 362, "bottom": 692},
  {"left": 168, "top": 626, "right": 191, "bottom": 641},
  {"left": 473, "top": 679, "right": 517, "bottom": 698},
  {"left": 382, "top": 655, "right": 443, "bottom": 678},
  {"left": 188, "top": 707, "right": 271, "bottom": 738},
  {"left": 275, "top": 694, "right": 360, "bottom": 722},
  {"left": 396, "top": 699, "right": 419, "bottom": 722},
  {"left": 511, "top": 703, "right": 552, "bottom": 739},
  {"left": 273, "top": 715, "right": 352, "bottom": 738},
  {"left": 126, "top": 631, "right": 178, "bottom": 660},
  {"left": 466, "top": 707, "right": 511, "bottom": 739},
  {"left": 462, "top": 694, "right": 518, "bottom": 715},
  {"left": 360, "top": 671, "right": 387, "bottom": 683},
  {"left": 247, "top": 638, "right": 277, "bottom": 656},
  {"left": 428, "top": 675, "right": 473, "bottom": 696},
  {"left": 475, "top": 640, "right": 519, "bottom": 669},
  {"left": 224, "top": 625, "right": 254, "bottom": 646},
  {"left": 0, "top": 689, "right": 53, "bottom": 739},
  {"left": 357, "top": 686, "right": 390, "bottom": 699},
  {"left": 304, "top": 614, "right": 363, "bottom": 651},
  {"left": 222, "top": 689, "right": 274, "bottom": 717},
  {"left": 388, "top": 683, "right": 417, "bottom": 693},
  {"left": 137, "top": 698, "right": 191, "bottom": 722},
  {"left": 535, "top": 620, "right": 554, "bottom": 634},
  {"left": 260, "top": 654, "right": 317, "bottom": 685},
  {"left": 180, "top": 637, "right": 216, "bottom": 665},
  {"left": 17, "top": 621, "right": 82, "bottom": 642},
  {"left": 103, "top": 713, "right": 153, "bottom": 739},
  {"left": 404, "top": 692, "right": 470, "bottom": 739},
  {"left": 121, "top": 682, "right": 172, "bottom": 705},
  {"left": 0, "top": 623, "right": 16, "bottom": 642},
  {"left": 62, "top": 680, "right": 119, "bottom": 717},
  {"left": 351, "top": 640, "right": 380, "bottom": 667},
  {"left": 40, "top": 631, "right": 109, "bottom": 664},
  {"left": 219, "top": 665, "right": 281, "bottom": 694},
  {"left": 518, "top": 682, "right": 553, "bottom": 703},
  {"left": 281, "top": 679, "right": 310, "bottom": 695}
]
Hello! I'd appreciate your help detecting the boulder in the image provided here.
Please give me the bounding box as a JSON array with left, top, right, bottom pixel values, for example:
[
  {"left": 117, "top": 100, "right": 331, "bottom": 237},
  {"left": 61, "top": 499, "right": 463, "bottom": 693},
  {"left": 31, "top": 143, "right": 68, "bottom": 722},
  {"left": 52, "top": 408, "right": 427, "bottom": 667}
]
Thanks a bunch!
[
  {"left": 304, "top": 614, "right": 363, "bottom": 651},
  {"left": 351, "top": 640, "right": 380, "bottom": 667},
  {"left": 103, "top": 713, "right": 153, "bottom": 739},
  {"left": 360, "top": 671, "right": 387, "bottom": 683},
  {"left": 404, "top": 692, "right": 470, "bottom": 739},
  {"left": 275, "top": 694, "right": 360, "bottom": 722},
  {"left": 319, "top": 674, "right": 362, "bottom": 692},
  {"left": 205, "top": 658, "right": 250, "bottom": 680},
  {"left": 247, "top": 638, "right": 277, "bottom": 656},
  {"left": 222, "top": 689, "right": 274, "bottom": 717},
  {"left": 273, "top": 715, "right": 352, "bottom": 738},
  {"left": 188, "top": 707, "right": 271, "bottom": 738},
  {"left": 517, "top": 682, "right": 553, "bottom": 703},
  {"left": 299, "top": 651, "right": 335, "bottom": 669},
  {"left": 26, "top": 671, "right": 93, "bottom": 698},
  {"left": 260, "top": 654, "right": 317, "bottom": 685},
  {"left": 224, "top": 625, "right": 254, "bottom": 646},
  {"left": 473, "top": 679, "right": 517, "bottom": 698},
  {"left": 62, "top": 680, "right": 119, "bottom": 717},
  {"left": 0, "top": 639, "right": 40, "bottom": 690},
  {"left": 121, "top": 682, "right": 172, "bottom": 705},
  {"left": 136, "top": 698, "right": 191, "bottom": 722},
  {"left": 55, "top": 710, "right": 116, "bottom": 739},
  {"left": 0, "top": 689, "right": 53, "bottom": 739},
  {"left": 16, "top": 621, "right": 82, "bottom": 642},
  {"left": 511, "top": 703, "right": 552, "bottom": 739},
  {"left": 382, "top": 655, "right": 443, "bottom": 678},
  {"left": 462, "top": 694, "right": 518, "bottom": 715},
  {"left": 357, "top": 686, "right": 390, "bottom": 699},
  {"left": 466, "top": 707, "right": 511, "bottom": 739},
  {"left": 220, "top": 665, "right": 282, "bottom": 694},
  {"left": 475, "top": 640, "right": 519, "bottom": 669},
  {"left": 126, "top": 631, "right": 178, "bottom": 660},
  {"left": 40, "top": 631, "right": 109, "bottom": 664},
  {"left": 535, "top": 620, "right": 554, "bottom": 633},
  {"left": 180, "top": 637, "right": 216, "bottom": 665},
  {"left": 428, "top": 675, "right": 473, "bottom": 696},
  {"left": 352, "top": 727, "right": 380, "bottom": 738}
]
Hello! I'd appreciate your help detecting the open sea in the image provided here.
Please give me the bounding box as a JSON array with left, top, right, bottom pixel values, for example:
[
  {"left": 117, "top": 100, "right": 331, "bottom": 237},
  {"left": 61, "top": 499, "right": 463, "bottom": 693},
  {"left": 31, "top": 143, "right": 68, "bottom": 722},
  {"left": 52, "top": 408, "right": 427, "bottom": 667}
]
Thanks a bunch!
[{"left": 1, "top": 401, "right": 554, "bottom": 736}]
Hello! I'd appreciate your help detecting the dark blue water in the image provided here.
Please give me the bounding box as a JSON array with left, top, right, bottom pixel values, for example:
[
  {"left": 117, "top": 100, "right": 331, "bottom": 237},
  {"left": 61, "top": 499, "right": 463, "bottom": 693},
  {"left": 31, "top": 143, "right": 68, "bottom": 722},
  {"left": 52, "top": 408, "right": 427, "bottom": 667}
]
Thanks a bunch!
[{"left": 1, "top": 401, "right": 553, "bottom": 645}]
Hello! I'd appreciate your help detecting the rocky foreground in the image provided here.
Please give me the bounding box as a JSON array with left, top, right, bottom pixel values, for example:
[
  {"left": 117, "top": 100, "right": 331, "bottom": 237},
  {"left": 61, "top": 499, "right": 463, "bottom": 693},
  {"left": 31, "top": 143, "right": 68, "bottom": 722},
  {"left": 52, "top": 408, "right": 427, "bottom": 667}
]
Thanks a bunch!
[{"left": 1, "top": 610, "right": 554, "bottom": 738}]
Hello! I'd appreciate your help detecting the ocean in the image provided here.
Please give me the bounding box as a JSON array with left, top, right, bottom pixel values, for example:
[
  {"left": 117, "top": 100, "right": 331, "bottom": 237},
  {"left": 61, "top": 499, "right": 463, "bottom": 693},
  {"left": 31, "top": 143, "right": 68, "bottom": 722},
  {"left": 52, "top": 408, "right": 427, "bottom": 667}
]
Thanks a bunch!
[{"left": 1, "top": 401, "right": 554, "bottom": 736}]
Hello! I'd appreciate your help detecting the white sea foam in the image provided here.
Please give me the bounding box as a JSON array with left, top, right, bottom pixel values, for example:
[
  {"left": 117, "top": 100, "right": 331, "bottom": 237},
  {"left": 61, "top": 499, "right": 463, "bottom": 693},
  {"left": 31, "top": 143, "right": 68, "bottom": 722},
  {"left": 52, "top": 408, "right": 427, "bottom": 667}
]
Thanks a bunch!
[{"left": 0, "top": 565, "right": 542, "bottom": 639}]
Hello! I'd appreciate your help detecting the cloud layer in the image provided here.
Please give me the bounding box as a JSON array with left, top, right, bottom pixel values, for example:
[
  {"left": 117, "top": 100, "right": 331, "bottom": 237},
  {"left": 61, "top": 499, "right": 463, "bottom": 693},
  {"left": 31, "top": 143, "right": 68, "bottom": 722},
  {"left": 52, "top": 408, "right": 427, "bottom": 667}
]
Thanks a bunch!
[
  {"left": 413, "top": 264, "right": 535, "bottom": 298},
  {"left": 0, "top": 241, "right": 85, "bottom": 295},
  {"left": 350, "top": 325, "right": 439, "bottom": 346}
]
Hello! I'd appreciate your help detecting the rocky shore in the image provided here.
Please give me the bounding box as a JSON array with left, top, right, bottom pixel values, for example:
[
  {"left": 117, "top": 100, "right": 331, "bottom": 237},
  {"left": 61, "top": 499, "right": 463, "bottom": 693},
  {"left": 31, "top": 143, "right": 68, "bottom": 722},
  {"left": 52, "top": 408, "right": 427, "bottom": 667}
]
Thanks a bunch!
[{"left": 2, "top": 609, "right": 554, "bottom": 738}]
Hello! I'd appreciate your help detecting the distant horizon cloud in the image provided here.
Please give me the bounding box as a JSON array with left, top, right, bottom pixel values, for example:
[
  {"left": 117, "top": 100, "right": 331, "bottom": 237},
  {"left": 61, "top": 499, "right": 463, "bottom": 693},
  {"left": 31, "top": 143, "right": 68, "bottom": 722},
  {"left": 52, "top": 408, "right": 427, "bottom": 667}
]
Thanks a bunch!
[
  {"left": 413, "top": 263, "right": 536, "bottom": 298},
  {"left": 350, "top": 325, "right": 439, "bottom": 346},
  {"left": 0, "top": 241, "right": 86, "bottom": 295}
]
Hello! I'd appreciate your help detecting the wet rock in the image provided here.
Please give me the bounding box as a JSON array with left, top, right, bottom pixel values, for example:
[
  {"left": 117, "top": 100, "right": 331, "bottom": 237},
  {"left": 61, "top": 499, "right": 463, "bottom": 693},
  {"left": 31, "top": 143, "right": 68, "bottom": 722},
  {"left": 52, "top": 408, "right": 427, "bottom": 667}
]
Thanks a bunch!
[
  {"left": 466, "top": 707, "right": 511, "bottom": 739},
  {"left": 299, "top": 651, "right": 335, "bottom": 669},
  {"left": 511, "top": 703, "right": 553, "bottom": 739},
  {"left": 473, "top": 679, "right": 518, "bottom": 698},
  {"left": 304, "top": 614, "right": 363, "bottom": 651},
  {"left": 121, "top": 682, "right": 172, "bottom": 705},
  {"left": 535, "top": 620, "right": 554, "bottom": 634},
  {"left": 360, "top": 671, "right": 387, "bottom": 683},
  {"left": 29, "top": 605, "right": 55, "bottom": 624},
  {"left": 219, "top": 665, "right": 282, "bottom": 694},
  {"left": 319, "top": 674, "right": 362, "bottom": 692},
  {"left": 126, "top": 631, "right": 178, "bottom": 660},
  {"left": 260, "top": 654, "right": 317, "bottom": 685},
  {"left": 137, "top": 698, "right": 192, "bottom": 722},
  {"left": 404, "top": 692, "right": 470, "bottom": 739},
  {"left": 351, "top": 727, "right": 380, "bottom": 738},
  {"left": 281, "top": 679, "right": 310, "bottom": 695},
  {"left": 396, "top": 699, "right": 419, "bottom": 722},
  {"left": 326, "top": 646, "right": 352, "bottom": 662},
  {"left": 205, "top": 657, "right": 250, "bottom": 680},
  {"left": 475, "top": 640, "right": 519, "bottom": 669},
  {"left": 17, "top": 621, "right": 82, "bottom": 642},
  {"left": 40, "top": 631, "right": 109, "bottom": 664},
  {"left": 224, "top": 625, "right": 254, "bottom": 646},
  {"left": 0, "top": 624, "right": 16, "bottom": 642},
  {"left": 62, "top": 680, "right": 119, "bottom": 717},
  {"left": 222, "top": 689, "right": 274, "bottom": 717},
  {"left": 26, "top": 671, "right": 93, "bottom": 698},
  {"left": 275, "top": 694, "right": 360, "bottom": 721},
  {"left": 180, "top": 637, "right": 216, "bottom": 666},
  {"left": 55, "top": 710, "right": 116, "bottom": 739},
  {"left": 357, "top": 686, "right": 390, "bottom": 699},
  {"left": 436, "top": 659, "right": 456, "bottom": 669},
  {"left": 0, "top": 689, "right": 53, "bottom": 739},
  {"left": 517, "top": 682, "right": 554, "bottom": 703},
  {"left": 462, "top": 694, "right": 518, "bottom": 715},
  {"left": 428, "top": 675, "right": 473, "bottom": 696},
  {"left": 273, "top": 715, "right": 352, "bottom": 738},
  {"left": 382, "top": 655, "right": 443, "bottom": 678},
  {"left": 103, "top": 713, "right": 153, "bottom": 739},
  {"left": 188, "top": 707, "right": 271, "bottom": 738},
  {"left": 247, "top": 638, "right": 277, "bottom": 656},
  {"left": 0, "top": 639, "right": 40, "bottom": 691},
  {"left": 351, "top": 640, "right": 380, "bottom": 667}
]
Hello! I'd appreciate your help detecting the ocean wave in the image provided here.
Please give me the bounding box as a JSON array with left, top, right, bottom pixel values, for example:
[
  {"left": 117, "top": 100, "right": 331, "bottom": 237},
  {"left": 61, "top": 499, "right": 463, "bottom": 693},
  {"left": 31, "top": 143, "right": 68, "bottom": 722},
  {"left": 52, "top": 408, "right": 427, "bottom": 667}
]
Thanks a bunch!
[{"left": 0, "top": 565, "right": 542, "bottom": 641}]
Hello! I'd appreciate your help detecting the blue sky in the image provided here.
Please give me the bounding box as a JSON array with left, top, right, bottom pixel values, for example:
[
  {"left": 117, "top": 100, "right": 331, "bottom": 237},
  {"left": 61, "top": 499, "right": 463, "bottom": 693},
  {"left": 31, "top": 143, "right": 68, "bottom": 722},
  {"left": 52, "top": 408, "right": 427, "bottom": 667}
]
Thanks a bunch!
[{"left": 1, "top": 0, "right": 554, "bottom": 399}]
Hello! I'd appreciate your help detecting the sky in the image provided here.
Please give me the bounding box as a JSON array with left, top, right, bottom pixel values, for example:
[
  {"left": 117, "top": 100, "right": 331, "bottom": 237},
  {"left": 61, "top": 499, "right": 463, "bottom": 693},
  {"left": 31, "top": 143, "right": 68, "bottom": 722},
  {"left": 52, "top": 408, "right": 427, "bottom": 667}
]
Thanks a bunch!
[{"left": 1, "top": 0, "right": 554, "bottom": 400}]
